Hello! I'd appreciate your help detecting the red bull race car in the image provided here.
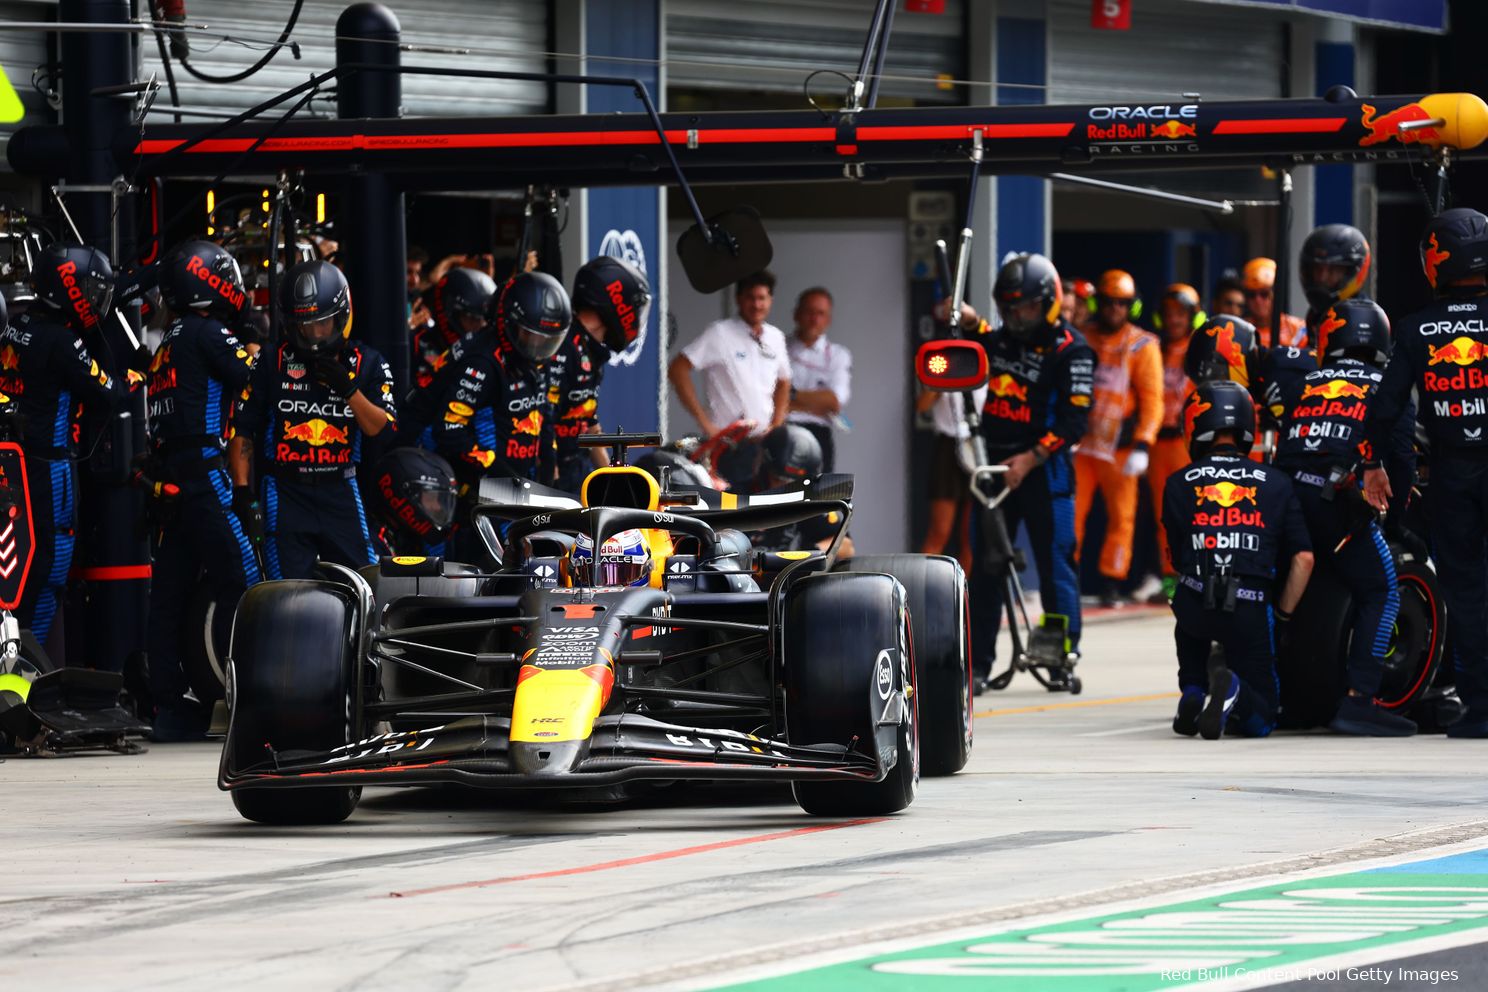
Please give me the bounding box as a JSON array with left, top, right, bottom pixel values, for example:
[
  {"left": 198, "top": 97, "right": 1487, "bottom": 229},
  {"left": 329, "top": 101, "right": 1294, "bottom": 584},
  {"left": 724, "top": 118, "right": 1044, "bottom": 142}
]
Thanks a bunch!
[{"left": 218, "top": 435, "right": 973, "bottom": 824}]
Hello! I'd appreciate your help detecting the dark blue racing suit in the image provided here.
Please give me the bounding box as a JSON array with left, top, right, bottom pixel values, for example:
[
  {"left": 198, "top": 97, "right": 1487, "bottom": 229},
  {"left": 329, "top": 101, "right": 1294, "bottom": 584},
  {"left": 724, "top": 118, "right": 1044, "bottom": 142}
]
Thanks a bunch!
[
  {"left": 548, "top": 325, "right": 609, "bottom": 494},
  {"left": 968, "top": 320, "right": 1094, "bottom": 676},
  {"left": 1163, "top": 450, "right": 1312, "bottom": 736},
  {"left": 236, "top": 342, "right": 396, "bottom": 579},
  {"left": 0, "top": 311, "right": 120, "bottom": 647},
  {"left": 145, "top": 311, "right": 258, "bottom": 708}
]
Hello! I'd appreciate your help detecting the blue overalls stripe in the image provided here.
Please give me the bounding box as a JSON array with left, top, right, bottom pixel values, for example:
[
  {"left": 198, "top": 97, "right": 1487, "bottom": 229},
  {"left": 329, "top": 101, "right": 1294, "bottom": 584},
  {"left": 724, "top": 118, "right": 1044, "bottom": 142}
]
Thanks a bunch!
[
  {"left": 31, "top": 460, "right": 74, "bottom": 644},
  {"left": 209, "top": 466, "right": 261, "bottom": 585},
  {"left": 348, "top": 477, "right": 377, "bottom": 565},
  {"left": 263, "top": 476, "right": 282, "bottom": 580}
]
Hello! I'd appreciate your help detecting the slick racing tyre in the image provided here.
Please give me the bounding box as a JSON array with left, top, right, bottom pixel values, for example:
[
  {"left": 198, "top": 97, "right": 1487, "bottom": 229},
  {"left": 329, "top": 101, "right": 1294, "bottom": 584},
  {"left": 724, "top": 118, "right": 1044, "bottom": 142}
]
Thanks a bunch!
[
  {"left": 225, "top": 580, "right": 362, "bottom": 825},
  {"left": 1378, "top": 552, "right": 1446, "bottom": 713},
  {"left": 836, "top": 554, "right": 971, "bottom": 775},
  {"left": 784, "top": 571, "right": 918, "bottom": 816}
]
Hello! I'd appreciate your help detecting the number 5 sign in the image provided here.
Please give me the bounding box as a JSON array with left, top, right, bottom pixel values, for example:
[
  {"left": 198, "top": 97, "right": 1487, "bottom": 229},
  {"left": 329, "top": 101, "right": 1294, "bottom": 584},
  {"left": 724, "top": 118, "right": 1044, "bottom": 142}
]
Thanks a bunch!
[{"left": 1092, "top": 0, "right": 1132, "bottom": 30}]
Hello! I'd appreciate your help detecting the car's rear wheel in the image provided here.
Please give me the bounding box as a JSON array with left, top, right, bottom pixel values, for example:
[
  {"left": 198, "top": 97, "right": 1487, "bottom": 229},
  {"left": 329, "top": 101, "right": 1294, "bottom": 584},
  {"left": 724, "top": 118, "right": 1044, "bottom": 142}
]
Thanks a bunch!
[
  {"left": 835, "top": 554, "right": 970, "bottom": 775},
  {"left": 1378, "top": 553, "right": 1447, "bottom": 712},
  {"left": 784, "top": 571, "right": 918, "bottom": 816},
  {"left": 225, "top": 580, "right": 363, "bottom": 825}
]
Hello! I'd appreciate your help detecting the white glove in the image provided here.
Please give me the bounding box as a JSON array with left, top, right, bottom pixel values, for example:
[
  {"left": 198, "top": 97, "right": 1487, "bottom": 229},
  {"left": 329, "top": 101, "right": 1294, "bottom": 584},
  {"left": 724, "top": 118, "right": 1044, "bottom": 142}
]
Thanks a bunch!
[{"left": 1123, "top": 448, "right": 1150, "bottom": 477}]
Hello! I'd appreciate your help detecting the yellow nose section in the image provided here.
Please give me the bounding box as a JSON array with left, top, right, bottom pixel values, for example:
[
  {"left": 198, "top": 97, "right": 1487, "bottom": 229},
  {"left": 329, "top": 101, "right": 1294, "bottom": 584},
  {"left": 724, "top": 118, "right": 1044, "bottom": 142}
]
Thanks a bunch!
[{"left": 510, "top": 662, "right": 614, "bottom": 743}]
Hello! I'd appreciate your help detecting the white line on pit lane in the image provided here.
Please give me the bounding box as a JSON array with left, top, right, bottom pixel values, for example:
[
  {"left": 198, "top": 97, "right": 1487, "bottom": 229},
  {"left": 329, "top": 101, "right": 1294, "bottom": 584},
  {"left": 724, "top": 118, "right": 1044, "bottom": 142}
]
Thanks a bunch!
[{"left": 1079, "top": 721, "right": 1176, "bottom": 737}]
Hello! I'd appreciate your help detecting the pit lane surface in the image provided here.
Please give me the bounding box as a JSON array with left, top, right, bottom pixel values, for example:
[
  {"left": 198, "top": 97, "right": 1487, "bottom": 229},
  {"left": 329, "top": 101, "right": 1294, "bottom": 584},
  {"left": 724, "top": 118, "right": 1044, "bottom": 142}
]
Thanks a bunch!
[{"left": 3, "top": 608, "right": 1486, "bottom": 992}]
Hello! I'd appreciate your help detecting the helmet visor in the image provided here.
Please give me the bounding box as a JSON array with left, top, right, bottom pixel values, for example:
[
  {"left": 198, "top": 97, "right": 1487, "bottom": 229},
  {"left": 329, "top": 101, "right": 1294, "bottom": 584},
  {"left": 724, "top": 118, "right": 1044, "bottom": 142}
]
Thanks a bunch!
[
  {"left": 293, "top": 314, "right": 344, "bottom": 351},
  {"left": 412, "top": 484, "right": 456, "bottom": 531},
  {"left": 569, "top": 553, "right": 651, "bottom": 587},
  {"left": 1302, "top": 260, "right": 1351, "bottom": 294},
  {"left": 998, "top": 297, "right": 1046, "bottom": 339},
  {"left": 514, "top": 323, "right": 565, "bottom": 362}
]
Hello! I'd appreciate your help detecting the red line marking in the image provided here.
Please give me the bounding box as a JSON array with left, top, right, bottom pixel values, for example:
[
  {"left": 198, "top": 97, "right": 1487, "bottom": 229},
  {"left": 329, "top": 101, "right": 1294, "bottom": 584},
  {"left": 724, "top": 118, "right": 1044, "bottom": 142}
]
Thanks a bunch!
[
  {"left": 70, "top": 564, "right": 153, "bottom": 581},
  {"left": 1212, "top": 118, "right": 1347, "bottom": 135},
  {"left": 386, "top": 817, "right": 886, "bottom": 899},
  {"left": 859, "top": 123, "right": 1075, "bottom": 140}
]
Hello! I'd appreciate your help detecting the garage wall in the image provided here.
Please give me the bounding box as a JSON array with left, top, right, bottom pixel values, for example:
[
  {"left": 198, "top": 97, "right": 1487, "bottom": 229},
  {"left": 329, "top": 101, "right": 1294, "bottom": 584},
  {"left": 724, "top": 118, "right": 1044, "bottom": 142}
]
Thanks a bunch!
[{"left": 667, "top": 219, "right": 910, "bottom": 554}]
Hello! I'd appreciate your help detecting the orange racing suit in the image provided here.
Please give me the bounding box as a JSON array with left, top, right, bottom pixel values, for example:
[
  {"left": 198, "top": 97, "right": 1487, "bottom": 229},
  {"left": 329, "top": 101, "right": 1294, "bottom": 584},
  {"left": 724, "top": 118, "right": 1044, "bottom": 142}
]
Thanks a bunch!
[{"left": 1149, "top": 337, "right": 1193, "bottom": 578}]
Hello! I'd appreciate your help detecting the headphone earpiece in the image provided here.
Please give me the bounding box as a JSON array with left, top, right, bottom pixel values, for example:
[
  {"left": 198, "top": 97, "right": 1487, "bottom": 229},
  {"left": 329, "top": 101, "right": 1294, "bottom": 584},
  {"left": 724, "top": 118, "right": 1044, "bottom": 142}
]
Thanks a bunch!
[
  {"left": 1130, "top": 298, "right": 1143, "bottom": 321},
  {"left": 1191, "top": 308, "right": 1208, "bottom": 332},
  {"left": 1087, "top": 296, "right": 1098, "bottom": 314}
]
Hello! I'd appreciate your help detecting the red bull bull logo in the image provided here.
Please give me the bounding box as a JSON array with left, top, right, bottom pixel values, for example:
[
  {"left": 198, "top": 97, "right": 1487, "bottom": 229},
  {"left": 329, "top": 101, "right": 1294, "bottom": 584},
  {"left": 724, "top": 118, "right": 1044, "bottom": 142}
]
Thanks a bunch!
[
  {"left": 987, "top": 374, "right": 1029, "bottom": 402},
  {"left": 512, "top": 410, "right": 543, "bottom": 436},
  {"left": 0, "top": 346, "right": 17, "bottom": 372},
  {"left": 1150, "top": 120, "right": 1198, "bottom": 140},
  {"left": 1424, "top": 233, "right": 1452, "bottom": 289},
  {"left": 1360, "top": 102, "right": 1441, "bottom": 147},
  {"left": 282, "top": 418, "right": 351, "bottom": 446},
  {"left": 562, "top": 398, "right": 598, "bottom": 421},
  {"left": 1314, "top": 309, "right": 1346, "bottom": 357},
  {"left": 1300, "top": 379, "right": 1370, "bottom": 401},
  {"left": 1427, "top": 336, "right": 1486, "bottom": 367},
  {"left": 1183, "top": 399, "right": 1211, "bottom": 438},
  {"left": 1194, "top": 481, "right": 1257, "bottom": 508}
]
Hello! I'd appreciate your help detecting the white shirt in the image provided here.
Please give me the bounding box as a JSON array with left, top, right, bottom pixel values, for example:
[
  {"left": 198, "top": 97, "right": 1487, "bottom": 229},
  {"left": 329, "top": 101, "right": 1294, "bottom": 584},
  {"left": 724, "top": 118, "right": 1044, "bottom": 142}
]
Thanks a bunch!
[
  {"left": 931, "top": 388, "right": 987, "bottom": 439},
  {"left": 682, "top": 316, "right": 792, "bottom": 432},
  {"left": 786, "top": 333, "right": 853, "bottom": 429}
]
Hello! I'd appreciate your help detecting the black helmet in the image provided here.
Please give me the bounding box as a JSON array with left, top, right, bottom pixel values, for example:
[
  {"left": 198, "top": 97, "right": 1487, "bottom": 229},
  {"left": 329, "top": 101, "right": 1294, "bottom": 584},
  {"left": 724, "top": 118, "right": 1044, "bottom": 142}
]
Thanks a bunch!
[
  {"left": 1184, "top": 316, "right": 1259, "bottom": 389},
  {"left": 1299, "top": 224, "right": 1371, "bottom": 311},
  {"left": 572, "top": 255, "right": 652, "bottom": 355},
  {"left": 1421, "top": 208, "right": 1488, "bottom": 295},
  {"left": 993, "top": 253, "right": 1062, "bottom": 342},
  {"left": 760, "top": 424, "right": 823, "bottom": 484},
  {"left": 280, "top": 259, "right": 352, "bottom": 354},
  {"left": 1185, "top": 380, "right": 1257, "bottom": 458},
  {"left": 31, "top": 243, "right": 113, "bottom": 333},
  {"left": 427, "top": 267, "right": 496, "bottom": 343},
  {"left": 492, "top": 271, "right": 571, "bottom": 364},
  {"left": 0, "top": 290, "right": 7, "bottom": 331},
  {"left": 1314, "top": 298, "right": 1391, "bottom": 367},
  {"left": 160, "top": 239, "right": 247, "bottom": 322},
  {"left": 369, "top": 448, "right": 458, "bottom": 545}
]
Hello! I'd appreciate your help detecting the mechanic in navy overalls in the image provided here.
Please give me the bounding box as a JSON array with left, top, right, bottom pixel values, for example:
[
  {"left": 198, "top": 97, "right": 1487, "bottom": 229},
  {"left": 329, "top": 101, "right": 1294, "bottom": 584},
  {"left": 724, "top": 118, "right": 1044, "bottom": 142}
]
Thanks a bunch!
[
  {"left": 144, "top": 240, "right": 258, "bottom": 739},
  {"left": 397, "top": 267, "right": 498, "bottom": 448},
  {"left": 435, "top": 270, "right": 569, "bottom": 493},
  {"left": 549, "top": 255, "right": 651, "bottom": 492},
  {"left": 230, "top": 260, "right": 396, "bottom": 579},
  {"left": 1365, "top": 208, "right": 1488, "bottom": 738},
  {"left": 1275, "top": 299, "right": 1417, "bottom": 736},
  {"left": 0, "top": 244, "right": 121, "bottom": 652},
  {"left": 1164, "top": 380, "right": 1313, "bottom": 740},
  {"left": 950, "top": 253, "right": 1094, "bottom": 691}
]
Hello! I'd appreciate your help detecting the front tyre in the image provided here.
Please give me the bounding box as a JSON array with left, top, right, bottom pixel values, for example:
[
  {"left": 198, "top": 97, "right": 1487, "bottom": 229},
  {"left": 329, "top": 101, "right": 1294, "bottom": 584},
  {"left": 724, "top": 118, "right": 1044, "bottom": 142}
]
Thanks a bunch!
[
  {"left": 224, "top": 580, "right": 363, "bottom": 825},
  {"left": 784, "top": 572, "right": 918, "bottom": 816}
]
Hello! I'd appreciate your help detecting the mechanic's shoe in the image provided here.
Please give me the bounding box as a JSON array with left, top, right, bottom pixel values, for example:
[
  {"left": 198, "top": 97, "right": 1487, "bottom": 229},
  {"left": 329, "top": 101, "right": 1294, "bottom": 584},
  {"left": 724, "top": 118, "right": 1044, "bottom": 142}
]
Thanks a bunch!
[
  {"left": 973, "top": 674, "right": 990, "bottom": 696},
  {"left": 151, "top": 701, "right": 209, "bottom": 743},
  {"left": 1130, "top": 574, "right": 1164, "bottom": 604},
  {"left": 1198, "top": 667, "right": 1239, "bottom": 740},
  {"left": 1329, "top": 695, "right": 1417, "bottom": 737},
  {"left": 1446, "top": 708, "right": 1488, "bottom": 739},
  {"left": 1173, "top": 688, "right": 1205, "bottom": 737},
  {"left": 1098, "top": 581, "right": 1125, "bottom": 609}
]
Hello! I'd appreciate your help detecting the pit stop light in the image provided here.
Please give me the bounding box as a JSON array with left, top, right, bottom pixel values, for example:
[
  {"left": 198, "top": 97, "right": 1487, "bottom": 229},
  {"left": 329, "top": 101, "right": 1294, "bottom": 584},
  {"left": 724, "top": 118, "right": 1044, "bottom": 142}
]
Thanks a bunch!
[{"left": 915, "top": 339, "right": 989, "bottom": 391}]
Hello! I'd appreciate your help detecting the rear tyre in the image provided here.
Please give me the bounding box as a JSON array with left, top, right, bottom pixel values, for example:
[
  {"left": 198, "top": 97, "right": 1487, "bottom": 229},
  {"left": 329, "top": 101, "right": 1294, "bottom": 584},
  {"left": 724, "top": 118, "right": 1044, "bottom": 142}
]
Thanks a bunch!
[
  {"left": 225, "top": 580, "right": 363, "bottom": 825},
  {"left": 784, "top": 572, "right": 918, "bottom": 816},
  {"left": 183, "top": 584, "right": 235, "bottom": 705},
  {"left": 1379, "top": 553, "right": 1446, "bottom": 712},
  {"left": 836, "top": 554, "right": 971, "bottom": 775}
]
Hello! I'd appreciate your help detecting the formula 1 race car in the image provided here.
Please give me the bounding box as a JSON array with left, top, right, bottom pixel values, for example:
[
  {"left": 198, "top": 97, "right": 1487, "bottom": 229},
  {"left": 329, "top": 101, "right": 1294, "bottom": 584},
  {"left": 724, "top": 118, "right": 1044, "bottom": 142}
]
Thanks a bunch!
[{"left": 218, "top": 435, "right": 972, "bottom": 824}]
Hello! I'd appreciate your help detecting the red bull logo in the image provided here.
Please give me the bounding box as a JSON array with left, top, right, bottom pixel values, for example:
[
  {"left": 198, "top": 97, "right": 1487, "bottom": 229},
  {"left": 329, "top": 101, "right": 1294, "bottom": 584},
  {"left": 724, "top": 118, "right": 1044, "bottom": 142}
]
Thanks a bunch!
[
  {"left": 1150, "top": 120, "right": 1198, "bottom": 140},
  {"left": 606, "top": 278, "right": 640, "bottom": 343},
  {"left": 562, "top": 398, "right": 598, "bottom": 421},
  {"left": 1360, "top": 102, "right": 1441, "bottom": 147},
  {"left": 1300, "top": 379, "right": 1370, "bottom": 401},
  {"left": 511, "top": 410, "right": 543, "bottom": 436},
  {"left": 282, "top": 418, "right": 351, "bottom": 446},
  {"left": 1424, "top": 233, "right": 1452, "bottom": 289},
  {"left": 1427, "top": 336, "right": 1486, "bottom": 367},
  {"left": 185, "top": 253, "right": 246, "bottom": 312},
  {"left": 1315, "top": 308, "right": 1346, "bottom": 357},
  {"left": 1194, "top": 482, "right": 1257, "bottom": 508},
  {"left": 987, "top": 374, "right": 1029, "bottom": 402},
  {"left": 0, "top": 346, "right": 18, "bottom": 372},
  {"left": 56, "top": 260, "right": 99, "bottom": 329},
  {"left": 1183, "top": 398, "right": 1211, "bottom": 438}
]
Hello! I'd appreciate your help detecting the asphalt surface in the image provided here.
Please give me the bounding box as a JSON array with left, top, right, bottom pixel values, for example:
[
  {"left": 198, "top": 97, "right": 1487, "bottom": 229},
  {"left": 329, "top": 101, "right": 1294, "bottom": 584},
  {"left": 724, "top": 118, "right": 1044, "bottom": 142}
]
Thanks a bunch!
[{"left": 3, "top": 606, "right": 1487, "bottom": 992}]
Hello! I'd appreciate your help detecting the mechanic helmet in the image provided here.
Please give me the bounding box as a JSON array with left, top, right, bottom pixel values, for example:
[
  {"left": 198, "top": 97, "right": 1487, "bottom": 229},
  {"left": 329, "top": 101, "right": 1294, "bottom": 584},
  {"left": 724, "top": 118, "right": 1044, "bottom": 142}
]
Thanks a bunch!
[
  {"left": 1420, "top": 208, "right": 1488, "bottom": 295},
  {"left": 427, "top": 267, "right": 496, "bottom": 343},
  {"left": 1185, "top": 379, "right": 1257, "bottom": 458},
  {"left": 1183, "top": 316, "right": 1259, "bottom": 389},
  {"left": 567, "top": 528, "right": 652, "bottom": 588},
  {"left": 1241, "top": 257, "right": 1277, "bottom": 293},
  {"left": 760, "top": 425, "right": 823, "bottom": 486},
  {"left": 1153, "top": 283, "right": 1205, "bottom": 338},
  {"left": 281, "top": 259, "right": 352, "bottom": 355},
  {"left": 0, "top": 289, "right": 7, "bottom": 331},
  {"left": 492, "top": 271, "right": 571, "bottom": 364},
  {"left": 30, "top": 243, "right": 113, "bottom": 333},
  {"left": 1299, "top": 224, "right": 1371, "bottom": 311},
  {"left": 1313, "top": 298, "right": 1391, "bottom": 368},
  {"left": 160, "top": 239, "right": 247, "bottom": 323},
  {"left": 572, "top": 255, "right": 652, "bottom": 355},
  {"left": 993, "top": 253, "right": 1063, "bottom": 343},
  {"left": 368, "top": 448, "right": 458, "bottom": 545},
  {"left": 1092, "top": 269, "right": 1141, "bottom": 322}
]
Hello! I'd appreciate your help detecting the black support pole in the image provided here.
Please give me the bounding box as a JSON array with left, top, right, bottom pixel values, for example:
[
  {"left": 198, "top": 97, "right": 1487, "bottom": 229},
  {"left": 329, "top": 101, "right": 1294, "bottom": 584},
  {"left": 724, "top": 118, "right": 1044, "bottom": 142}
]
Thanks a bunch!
[
  {"left": 58, "top": 0, "right": 149, "bottom": 674},
  {"left": 336, "top": 3, "right": 408, "bottom": 390}
]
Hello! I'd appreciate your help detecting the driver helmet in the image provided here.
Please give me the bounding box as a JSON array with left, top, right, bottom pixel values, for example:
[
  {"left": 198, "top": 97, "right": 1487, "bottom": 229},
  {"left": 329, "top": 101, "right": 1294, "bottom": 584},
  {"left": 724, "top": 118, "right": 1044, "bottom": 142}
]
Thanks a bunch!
[{"left": 567, "top": 528, "right": 652, "bottom": 587}]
